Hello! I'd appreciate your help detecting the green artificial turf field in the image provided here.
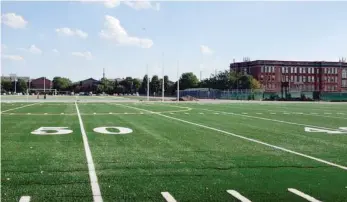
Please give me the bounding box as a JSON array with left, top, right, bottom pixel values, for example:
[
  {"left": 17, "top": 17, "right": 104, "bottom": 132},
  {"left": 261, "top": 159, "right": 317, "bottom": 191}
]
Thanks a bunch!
[{"left": 1, "top": 101, "right": 347, "bottom": 202}]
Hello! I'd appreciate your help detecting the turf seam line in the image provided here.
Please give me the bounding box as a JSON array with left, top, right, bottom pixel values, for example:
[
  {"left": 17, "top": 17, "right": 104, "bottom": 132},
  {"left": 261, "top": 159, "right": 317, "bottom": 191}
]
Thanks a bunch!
[
  {"left": 1, "top": 102, "right": 39, "bottom": 113},
  {"left": 226, "top": 190, "right": 251, "bottom": 202},
  {"left": 288, "top": 188, "right": 322, "bottom": 202},
  {"left": 161, "top": 192, "right": 177, "bottom": 202},
  {"left": 75, "top": 102, "right": 103, "bottom": 202},
  {"left": 118, "top": 104, "right": 347, "bottom": 171}
]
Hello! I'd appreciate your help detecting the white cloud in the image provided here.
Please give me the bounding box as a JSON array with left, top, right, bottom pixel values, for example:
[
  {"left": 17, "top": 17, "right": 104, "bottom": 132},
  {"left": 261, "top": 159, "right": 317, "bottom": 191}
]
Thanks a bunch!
[
  {"left": 200, "top": 45, "right": 214, "bottom": 55},
  {"left": 71, "top": 51, "right": 93, "bottom": 60},
  {"left": 18, "top": 45, "right": 42, "bottom": 55},
  {"left": 2, "top": 54, "right": 24, "bottom": 61},
  {"left": 1, "top": 44, "right": 7, "bottom": 53},
  {"left": 55, "top": 27, "right": 88, "bottom": 39},
  {"left": 52, "top": 49, "right": 60, "bottom": 54},
  {"left": 1, "top": 13, "right": 28, "bottom": 29},
  {"left": 99, "top": 15, "right": 153, "bottom": 48},
  {"left": 29, "top": 45, "right": 42, "bottom": 54},
  {"left": 104, "top": 0, "right": 121, "bottom": 8},
  {"left": 123, "top": 0, "right": 160, "bottom": 11}
]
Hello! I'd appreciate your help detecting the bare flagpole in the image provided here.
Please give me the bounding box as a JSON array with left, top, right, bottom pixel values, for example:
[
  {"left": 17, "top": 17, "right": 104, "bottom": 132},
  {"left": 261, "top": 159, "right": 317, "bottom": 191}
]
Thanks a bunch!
[
  {"left": 146, "top": 64, "right": 149, "bottom": 101},
  {"left": 177, "top": 60, "right": 180, "bottom": 102},
  {"left": 162, "top": 52, "right": 164, "bottom": 102}
]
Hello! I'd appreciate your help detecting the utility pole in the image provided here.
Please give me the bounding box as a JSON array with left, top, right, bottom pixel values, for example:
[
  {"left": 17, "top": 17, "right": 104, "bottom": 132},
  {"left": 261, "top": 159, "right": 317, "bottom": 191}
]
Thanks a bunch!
[
  {"left": 146, "top": 64, "right": 149, "bottom": 101},
  {"left": 177, "top": 60, "right": 180, "bottom": 102},
  {"left": 162, "top": 52, "right": 164, "bottom": 102}
]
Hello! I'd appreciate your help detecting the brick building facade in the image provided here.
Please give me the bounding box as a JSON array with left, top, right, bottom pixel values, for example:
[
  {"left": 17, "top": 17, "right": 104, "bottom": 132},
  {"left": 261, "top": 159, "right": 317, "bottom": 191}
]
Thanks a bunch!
[
  {"left": 30, "top": 77, "right": 52, "bottom": 89},
  {"left": 230, "top": 60, "right": 347, "bottom": 92}
]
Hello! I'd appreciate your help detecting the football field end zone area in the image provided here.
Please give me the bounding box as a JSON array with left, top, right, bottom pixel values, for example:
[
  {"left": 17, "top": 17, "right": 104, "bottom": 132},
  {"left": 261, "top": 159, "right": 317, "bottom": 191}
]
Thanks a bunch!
[
  {"left": 1, "top": 109, "right": 93, "bottom": 201},
  {"left": 78, "top": 103, "right": 346, "bottom": 201}
]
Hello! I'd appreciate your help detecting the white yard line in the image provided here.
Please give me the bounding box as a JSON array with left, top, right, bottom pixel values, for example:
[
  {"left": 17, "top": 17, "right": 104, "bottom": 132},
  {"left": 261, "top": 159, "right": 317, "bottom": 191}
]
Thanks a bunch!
[
  {"left": 75, "top": 102, "right": 103, "bottom": 202},
  {"left": 288, "top": 188, "right": 322, "bottom": 202},
  {"left": 161, "top": 192, "right": 177, "bottom": 202},
  {"left": 19, "top": 196, "right": 31, "bottom": 202},
  {"left": 116, "top": 104, "right": 347, "bottom": 171},
  {"left": 1, "top": 103, "right": 39, "bottom": 113},
  {"left": 199, "top": 108, "right": 342, "bottom": 131},
  {"left": 227, "top": 190, "right": 251, "bottom": 202}
]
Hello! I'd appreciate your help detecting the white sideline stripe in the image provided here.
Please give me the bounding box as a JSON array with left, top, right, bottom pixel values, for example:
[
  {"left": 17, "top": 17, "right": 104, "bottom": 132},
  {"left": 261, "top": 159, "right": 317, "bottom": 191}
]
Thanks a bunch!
[
  {"left": 1, "top": 103, "right": 38, "bottom": 113},
  {"left": 161, "top": 192, "right": 177, "bottom": 202},
  {"left": 200, "top": 108, "right": 344, "bottom": 133},
  {"left": 19, "top": 196, "right": 31, "bottom": 202},
  {"left": 288, "top": 188, "right": 321, "bottom": 202},
  {"left": 75, "top": 102, "right": 103, "bottom": 202},
  {"left": 227, "top": 190, "right": 251, "bottom": 202},
  {"left": 118, "top": 104, "right": 347, "bottom": 171}
]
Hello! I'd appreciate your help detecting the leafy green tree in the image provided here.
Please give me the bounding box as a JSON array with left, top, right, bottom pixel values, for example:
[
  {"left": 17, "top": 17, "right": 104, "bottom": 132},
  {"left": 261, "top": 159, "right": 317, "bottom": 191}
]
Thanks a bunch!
[
  {"left": 150, "top": 75, "right": 160, "bottom": 95},
  {"left": 1, "top": 80, "right": 12, "bottom": 92},
  {"left": 179, "top": 72, "right": 199, "bottom": 90},
  {"left": 16, "top": 79, "right": 28, "bottom": 93},
  {"left": 139, "top": 74, "right": 150, "bottom": 95},
  {"left": 52, "top": 77, "right": 72, "bottom": 91},
  {"left": 132, "top": 78, "right": 141, "bottom": 93}
]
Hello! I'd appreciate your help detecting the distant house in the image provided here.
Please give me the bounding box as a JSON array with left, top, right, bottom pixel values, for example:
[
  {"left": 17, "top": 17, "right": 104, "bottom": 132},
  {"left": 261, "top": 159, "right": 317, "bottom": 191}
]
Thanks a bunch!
[
  {"left": 74, "top": 78, "right": 100, "bottom": 92},
  {"left": 30, "top": 77, "right": 52, "bottom": 89}
]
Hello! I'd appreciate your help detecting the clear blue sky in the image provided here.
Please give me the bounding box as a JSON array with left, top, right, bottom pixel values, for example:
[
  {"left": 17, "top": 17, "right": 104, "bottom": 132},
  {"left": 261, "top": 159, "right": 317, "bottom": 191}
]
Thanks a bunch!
[{"left": 1, "top": 1, "right": 347, "bottom": 82}]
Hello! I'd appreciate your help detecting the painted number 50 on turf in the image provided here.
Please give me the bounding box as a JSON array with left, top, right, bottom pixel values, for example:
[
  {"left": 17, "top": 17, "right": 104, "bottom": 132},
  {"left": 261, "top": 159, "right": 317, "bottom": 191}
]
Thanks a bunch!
[{"left": 31, "top": 126, "right": 133, "bottom": 135}]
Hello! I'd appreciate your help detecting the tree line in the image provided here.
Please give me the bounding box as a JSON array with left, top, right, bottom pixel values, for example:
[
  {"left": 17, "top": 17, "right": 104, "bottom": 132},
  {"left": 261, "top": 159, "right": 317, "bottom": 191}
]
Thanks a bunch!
[{"left": 1, "top": 71, "right": 260, "bottom": 95}]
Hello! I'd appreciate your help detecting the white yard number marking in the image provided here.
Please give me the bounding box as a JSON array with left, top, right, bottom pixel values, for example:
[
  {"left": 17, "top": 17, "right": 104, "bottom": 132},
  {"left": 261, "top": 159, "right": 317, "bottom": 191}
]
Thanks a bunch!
[
  {"left": 93, "top": 127, "right": 133, "bottom": 135},
  {"left": 304, "top": 127, "right": 347, "bottom": 134},
  {"left": 31, "top": 127, "right": 73, "bottom": 135}
]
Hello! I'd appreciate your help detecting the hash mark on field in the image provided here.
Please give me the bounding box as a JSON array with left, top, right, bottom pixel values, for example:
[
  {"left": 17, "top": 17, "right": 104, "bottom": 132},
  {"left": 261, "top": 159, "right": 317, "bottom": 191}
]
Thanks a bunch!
[
  {"left": 324, "top": 112, "right": 332, "bottom": 115},
  {"left": 170, "top": 113, "right": 174, "bottom": 114},
  {"left": 161, "top": 192, "right": 177, "bottom": 202},
  {"left": 124, "top": 112, "right": 128, "bottom": 114},
  {"left": 256, "top": 113, "right": 262, "bottom": 115},
  {"left": 310, "top": 113, "right": 318, "bottom": 115},
  {"left": 184, "top": 113, "right": 189, "bottom": 114},
  {"left": 199, "top": 112, "right": 204, "bottom": 114},
  {"left": 283, "top": 112, "right": 290, "bottom": 115},
  {"left": 337, "top": 112, "right": 345, "bottom": 115},
  {"left": 242, "top": 113, "right": 248, "bottom": 114},
  {"left": 288, "top": 188, "right": 321, "bottom": 202},
  {"left": 27, "top": 113, "right": 31, "bottom": 115},
  {"left": 61, "top": 113, "right": 64, "bottom": 115},
  {"left": 227, "top": 190, "right": 251, "bottom": 202},
  {"left": 109, "top": 112, "right": 112, "bottom": 114},
  {"left": 19, "top": 196, "right": 31, "bottom": 202},
  {"left": 44, "top": 113, "right": 48, "bottom": 115},
  {"left": 93, "top": 113, "right": 96, "bottom": 115},
  {"left": 214, "top": 112, "right": 219, "bottom": 114},
  {"left": 270, "top": 112, "right": 276, "bottom": 114}
]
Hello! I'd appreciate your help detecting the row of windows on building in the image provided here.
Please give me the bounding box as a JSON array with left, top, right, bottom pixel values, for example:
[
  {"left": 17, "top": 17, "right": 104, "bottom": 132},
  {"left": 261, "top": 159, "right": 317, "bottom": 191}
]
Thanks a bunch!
[
  {"left": 342, "top": 69, "right": 347, "bottom": 78},
  {"left": 263, "top": 83, "right": 339, "bottom": 91},
  {"left": 342, "top": 80, "right": 347, "bottom": 87},
  {"left": 260, "top": 75, "right": 338, "bottom": 83},
  {"left": 260, "top": 66, "right": 340, "bottom": 74}
]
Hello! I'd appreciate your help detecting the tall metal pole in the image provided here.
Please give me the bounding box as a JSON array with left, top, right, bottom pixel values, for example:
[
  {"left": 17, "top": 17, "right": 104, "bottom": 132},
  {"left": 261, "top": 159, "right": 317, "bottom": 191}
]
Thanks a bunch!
[
  {"left": 177, "top": 60, "right": 180, "bottom": 102},
  {"left": 146, "top": 64, "right": 149, "bottom": 101},
  {"left": 162, "top": 52, "right": 164, "bottom": 102},
  {"left": 44, "top": 77, "right": 46, "bottom": 92}
]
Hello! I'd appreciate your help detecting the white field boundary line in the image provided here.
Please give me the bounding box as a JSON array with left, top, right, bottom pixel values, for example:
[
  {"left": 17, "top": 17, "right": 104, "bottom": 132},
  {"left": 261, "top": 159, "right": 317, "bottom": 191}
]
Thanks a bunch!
[
  {"left": 75, "top": 102, "right": 103, "bottom": 202},
  {"left": 288, "top": 188, "right": 322, "bottom": 202},
  {"left": 227, "top": 190, "right": 251, "bottom": 202},
  {"left": 161, "top": 192, "right": 177, "bottom": 202},
  {"left": 1, "top": 103, "right": 39, "bottom": 113},
  {"left": 198, "top": 108, "right": 343, "bottom": 131},
  {"left": 19, "top": 196, "right": 31, "bottom": 202},
  {"left": 213, "top": 104, "right": 347, "bottom": 120},
  {"left": 116, "top": 104, "right": 347, "bottom": 171}
]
